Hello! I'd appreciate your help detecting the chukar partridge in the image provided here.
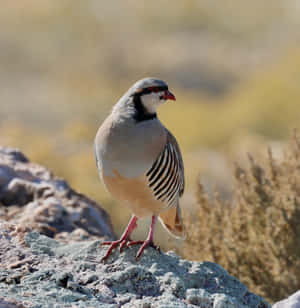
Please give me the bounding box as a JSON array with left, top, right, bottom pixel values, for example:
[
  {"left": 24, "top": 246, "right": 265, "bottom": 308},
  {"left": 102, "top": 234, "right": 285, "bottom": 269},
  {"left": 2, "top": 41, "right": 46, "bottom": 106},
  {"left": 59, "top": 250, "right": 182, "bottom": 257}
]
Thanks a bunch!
[{"left": 95, "top": 77, "right": 185, "bottom": 261}]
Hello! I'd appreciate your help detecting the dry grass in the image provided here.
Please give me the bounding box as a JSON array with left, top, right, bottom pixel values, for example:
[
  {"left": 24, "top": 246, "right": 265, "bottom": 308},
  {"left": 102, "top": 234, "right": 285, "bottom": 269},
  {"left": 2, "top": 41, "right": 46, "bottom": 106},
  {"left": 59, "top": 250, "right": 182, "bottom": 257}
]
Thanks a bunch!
[{"left": 184, "top": 132, "right": 300, "bottom": 303}]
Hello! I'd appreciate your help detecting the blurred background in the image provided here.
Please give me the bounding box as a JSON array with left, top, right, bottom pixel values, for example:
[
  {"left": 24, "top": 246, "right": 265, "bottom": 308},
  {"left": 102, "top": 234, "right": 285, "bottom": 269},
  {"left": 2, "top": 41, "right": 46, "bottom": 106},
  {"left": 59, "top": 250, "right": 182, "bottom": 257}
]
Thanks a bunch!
[{"left": 1, "top": 1, "right": 300, "bottom": 300}]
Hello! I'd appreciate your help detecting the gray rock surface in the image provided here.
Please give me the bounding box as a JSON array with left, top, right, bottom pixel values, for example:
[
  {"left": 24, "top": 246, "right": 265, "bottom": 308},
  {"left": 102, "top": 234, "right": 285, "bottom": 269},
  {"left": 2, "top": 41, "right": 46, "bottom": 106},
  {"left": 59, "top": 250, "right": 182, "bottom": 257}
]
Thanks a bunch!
[
  {"left": 0, "top": 147, "right": 271, "bottom": 307},
  {"left": 0, "top": 147, "right": 114, "bottom": 240},
  {"left": 0, "top": 223, "right": 270, "bottom": 308},
  {"left": 273, "top": 290, "right": 300, "bottom": 308}
]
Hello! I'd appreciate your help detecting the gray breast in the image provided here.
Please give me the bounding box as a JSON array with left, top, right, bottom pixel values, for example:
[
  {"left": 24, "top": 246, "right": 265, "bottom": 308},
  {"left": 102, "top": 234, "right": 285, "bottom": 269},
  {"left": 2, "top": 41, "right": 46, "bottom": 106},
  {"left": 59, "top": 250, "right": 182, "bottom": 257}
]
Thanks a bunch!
[{"left": 95, "top": 115, "right": 166, "bottom": 179}]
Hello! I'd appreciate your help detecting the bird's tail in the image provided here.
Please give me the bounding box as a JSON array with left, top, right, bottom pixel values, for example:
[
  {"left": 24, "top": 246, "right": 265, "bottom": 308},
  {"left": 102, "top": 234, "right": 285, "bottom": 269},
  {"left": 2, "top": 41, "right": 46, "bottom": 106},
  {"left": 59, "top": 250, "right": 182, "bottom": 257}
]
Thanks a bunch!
[{"left": 159, "top": 203, "right": 186, "bottom": 239}]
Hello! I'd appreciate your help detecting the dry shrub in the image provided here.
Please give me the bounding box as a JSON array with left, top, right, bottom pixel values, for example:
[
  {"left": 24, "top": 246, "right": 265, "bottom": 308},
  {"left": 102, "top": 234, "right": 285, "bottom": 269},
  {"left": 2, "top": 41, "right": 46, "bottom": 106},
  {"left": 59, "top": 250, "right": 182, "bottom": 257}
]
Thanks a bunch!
[{"left": 184, "top": 133, "right": 300, "bottom": 303}]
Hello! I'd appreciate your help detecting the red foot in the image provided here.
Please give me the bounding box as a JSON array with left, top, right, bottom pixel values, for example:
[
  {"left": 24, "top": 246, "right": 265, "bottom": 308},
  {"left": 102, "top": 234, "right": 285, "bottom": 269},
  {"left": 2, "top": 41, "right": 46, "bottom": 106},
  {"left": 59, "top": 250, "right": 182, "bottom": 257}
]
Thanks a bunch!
[
  {"left": 101, "top": 215, "right": 159, "bottom": 262},
  {"left": 101, "top": 239, "right": 145, "bottom": 262},
  {"left": 133, "top": 216, "right": 159, "bottom": 260},
  {"left": 100, "top": 215, "right": 139, "bottom": 262},
  {"left": 101, "top": 239, "right": 160, "bottom": 262},
  {"left": 101, "top": 239, "right": 127, "bottom": 262},
  {"left": 135, "top": 240, "right": 160, "bottom": 261},
  {"left": 127, "top": 240, "right": 144, "bottom": 247}
]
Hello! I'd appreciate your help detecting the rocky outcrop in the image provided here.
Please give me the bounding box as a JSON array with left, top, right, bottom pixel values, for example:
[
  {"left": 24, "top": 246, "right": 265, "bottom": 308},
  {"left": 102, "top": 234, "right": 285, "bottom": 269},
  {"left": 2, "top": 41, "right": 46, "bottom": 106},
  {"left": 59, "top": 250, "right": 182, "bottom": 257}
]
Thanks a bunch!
[
  {"left": 0, "top": 147, "right": 114, "bottom": 241},
  {"left": 0, "top": 223, "right": 270, "bottom": 308},
  {"left": 273, "top": 290, "right": 300, "bottom": 308},
  {"left": 0, "top": 147, "right": 271, "bottom": 307}
]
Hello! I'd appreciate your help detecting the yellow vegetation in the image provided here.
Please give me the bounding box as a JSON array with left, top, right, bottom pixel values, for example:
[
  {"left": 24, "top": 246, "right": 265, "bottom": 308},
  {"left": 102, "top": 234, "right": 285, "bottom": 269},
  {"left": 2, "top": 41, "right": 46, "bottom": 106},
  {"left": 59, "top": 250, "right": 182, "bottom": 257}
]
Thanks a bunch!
[{"left": 184, "top": 133, "right": 300, "bottom": 303}]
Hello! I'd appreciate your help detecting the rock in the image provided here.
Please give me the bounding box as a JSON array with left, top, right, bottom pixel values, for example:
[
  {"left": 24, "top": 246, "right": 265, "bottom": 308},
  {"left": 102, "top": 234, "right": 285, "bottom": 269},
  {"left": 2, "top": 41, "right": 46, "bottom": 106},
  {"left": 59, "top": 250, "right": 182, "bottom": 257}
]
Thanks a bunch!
[
  {"left": 0, "top": 147, "right": 270, "bottom": 307},
  {"left": 0, "top": 297, "right": 27, "bottom": 308},
  {"left": 273, "top": 290, "right": 300, "bottom": 308},
  {"left": 0, "top": 146, "right": 114, "bottom": 240},
  {"left": 0, "top": 223, "right": 270, "bottom": 308}
]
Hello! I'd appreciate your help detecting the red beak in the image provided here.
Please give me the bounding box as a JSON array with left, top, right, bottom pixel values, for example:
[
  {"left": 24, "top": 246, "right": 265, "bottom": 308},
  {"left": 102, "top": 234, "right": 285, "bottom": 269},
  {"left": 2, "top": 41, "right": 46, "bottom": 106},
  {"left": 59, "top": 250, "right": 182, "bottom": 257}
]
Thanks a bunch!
[{"left": 162, "top": 90, "right": 176, "bottom": 101}]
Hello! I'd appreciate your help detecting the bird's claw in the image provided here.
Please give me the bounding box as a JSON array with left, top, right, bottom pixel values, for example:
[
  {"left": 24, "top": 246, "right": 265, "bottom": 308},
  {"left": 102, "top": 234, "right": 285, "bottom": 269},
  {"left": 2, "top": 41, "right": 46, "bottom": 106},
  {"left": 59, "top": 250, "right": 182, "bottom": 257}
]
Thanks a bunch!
[
  {"left": 100, "top": 239, "right": 143, "bottom": 262},
  {"left": 126, "top": 240, "right": 144, "bottom": 247},
  {"left": 100, "top": 240, "right": 124, "bottom": 262},
  {"left": 135, "top": 240, "right": 160, "bottom": 261},
  {"left": 100, "top": 239, "right": 159, "bottom": 262}
]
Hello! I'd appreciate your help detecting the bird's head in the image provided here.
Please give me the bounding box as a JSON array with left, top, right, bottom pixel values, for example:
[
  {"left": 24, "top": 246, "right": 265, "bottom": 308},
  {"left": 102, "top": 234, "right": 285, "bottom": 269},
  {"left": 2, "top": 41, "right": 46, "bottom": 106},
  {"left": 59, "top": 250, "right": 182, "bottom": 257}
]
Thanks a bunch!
[{"left": 129, "top": 78, "right": 176, "bottom": 116}]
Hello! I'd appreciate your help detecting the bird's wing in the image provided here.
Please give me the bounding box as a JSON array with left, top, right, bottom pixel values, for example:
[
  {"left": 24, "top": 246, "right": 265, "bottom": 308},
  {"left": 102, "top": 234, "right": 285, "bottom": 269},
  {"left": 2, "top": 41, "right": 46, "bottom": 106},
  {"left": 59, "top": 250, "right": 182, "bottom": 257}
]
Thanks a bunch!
[
  {"left": 166, "top": 129, "right": 185, "bottom": 197},
  {"left": 145, "top": 129, "right": 185, "bottom": 209}
]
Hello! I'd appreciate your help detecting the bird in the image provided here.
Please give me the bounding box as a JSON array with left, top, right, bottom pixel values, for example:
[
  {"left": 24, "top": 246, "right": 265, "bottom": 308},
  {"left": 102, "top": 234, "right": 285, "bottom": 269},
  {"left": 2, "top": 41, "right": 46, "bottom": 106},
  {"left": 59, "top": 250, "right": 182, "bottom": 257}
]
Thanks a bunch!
[{"left": 94, "top": 77, "right": 185, "bottom": 261}]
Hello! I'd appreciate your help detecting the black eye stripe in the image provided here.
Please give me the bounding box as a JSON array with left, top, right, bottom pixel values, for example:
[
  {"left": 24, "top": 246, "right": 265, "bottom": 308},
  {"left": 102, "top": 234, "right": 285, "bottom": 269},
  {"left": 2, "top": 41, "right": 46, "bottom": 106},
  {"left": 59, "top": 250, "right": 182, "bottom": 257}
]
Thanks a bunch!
[{"left": 133, "top": 86, "right": 168, "bottom": 96}]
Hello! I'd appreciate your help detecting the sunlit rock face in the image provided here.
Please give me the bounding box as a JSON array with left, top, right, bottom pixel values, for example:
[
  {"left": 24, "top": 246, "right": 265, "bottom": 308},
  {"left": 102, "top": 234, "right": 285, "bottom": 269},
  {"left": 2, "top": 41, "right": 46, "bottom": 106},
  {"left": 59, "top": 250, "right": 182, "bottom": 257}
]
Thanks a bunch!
[{"left": 0, "top": 146, "right": 115, "bottom": 240}]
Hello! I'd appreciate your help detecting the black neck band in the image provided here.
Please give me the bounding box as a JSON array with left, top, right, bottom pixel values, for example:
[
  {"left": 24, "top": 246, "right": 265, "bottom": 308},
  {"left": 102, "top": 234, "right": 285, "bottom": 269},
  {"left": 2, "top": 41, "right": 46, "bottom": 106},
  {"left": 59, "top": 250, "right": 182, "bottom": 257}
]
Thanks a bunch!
[{"left": 132, "top": 95, "right": 157, "bottom": 122}]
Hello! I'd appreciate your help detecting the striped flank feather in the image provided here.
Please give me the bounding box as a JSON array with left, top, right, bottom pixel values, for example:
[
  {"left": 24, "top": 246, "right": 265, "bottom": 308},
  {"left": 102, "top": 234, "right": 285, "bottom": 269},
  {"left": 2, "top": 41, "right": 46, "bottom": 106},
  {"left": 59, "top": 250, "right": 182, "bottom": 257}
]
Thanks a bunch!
[{"left": 146, "top": 131, "right": 184, "bottom": 208}]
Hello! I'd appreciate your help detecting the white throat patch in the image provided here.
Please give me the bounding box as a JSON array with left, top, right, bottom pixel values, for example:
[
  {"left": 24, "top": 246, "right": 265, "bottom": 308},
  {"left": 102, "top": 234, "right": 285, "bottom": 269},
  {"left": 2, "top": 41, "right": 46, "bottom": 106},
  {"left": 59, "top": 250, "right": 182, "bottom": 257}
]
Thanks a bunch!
[{"left": 141, "top": 92, "right": 165, "bottom": 114}]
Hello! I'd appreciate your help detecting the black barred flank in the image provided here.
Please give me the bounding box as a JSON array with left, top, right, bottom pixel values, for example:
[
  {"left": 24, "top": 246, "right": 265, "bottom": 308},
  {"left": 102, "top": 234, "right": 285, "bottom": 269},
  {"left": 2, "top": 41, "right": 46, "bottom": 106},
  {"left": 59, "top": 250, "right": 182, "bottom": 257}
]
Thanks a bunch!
[
  {"left": 162, "top": 150, "right": 179, "bottom": 191},
  {"left": 146, "top": 154, "right": 160, "bottom": 176},
  {"left": 155, "top": 147, "right": 177, "bottom": 199},
  {"left": 167, "top": 177, "right": 181, "bottom": 204},
  {"left": 160, "top": 164, "right": 179, "bottom": 202},
  {"left": 155, "top": 165, "right": 176, "bottom": 200},
  {"left": 164, "top": 172, "right": 180, "bottom": 202},
  {"left": 146, "top": 136, "right": 184, "bottom": 208},
  {"left": 149, "top": 145, "right": 171, "bottom": 188},
  {"left": 153, "top": 150, "right": 173, "bottom": 192},
  {"left": 148, "top": 149, "right": 165, "bottom": 182},
  {"left": 165, "top": 167, "right": 180, "bottom": 199}
]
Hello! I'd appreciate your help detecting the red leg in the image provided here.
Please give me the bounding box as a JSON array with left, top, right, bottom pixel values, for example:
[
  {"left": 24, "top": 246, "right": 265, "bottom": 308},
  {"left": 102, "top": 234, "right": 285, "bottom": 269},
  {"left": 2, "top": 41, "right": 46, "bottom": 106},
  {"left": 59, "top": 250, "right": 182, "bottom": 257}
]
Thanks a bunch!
[
  {"left": 101, "top": 215, "right": 138, "bottom": 262},
  {"left": 135, "top": 215, "right": 158, "bottom": 260}
]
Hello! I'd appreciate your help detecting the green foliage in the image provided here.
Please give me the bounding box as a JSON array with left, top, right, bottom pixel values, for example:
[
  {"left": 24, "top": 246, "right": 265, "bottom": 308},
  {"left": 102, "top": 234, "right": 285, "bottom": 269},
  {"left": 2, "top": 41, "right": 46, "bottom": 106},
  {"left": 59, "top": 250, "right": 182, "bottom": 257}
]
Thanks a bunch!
[{"left": 184, "top": 133, "right": 300, "bottom": 303}]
